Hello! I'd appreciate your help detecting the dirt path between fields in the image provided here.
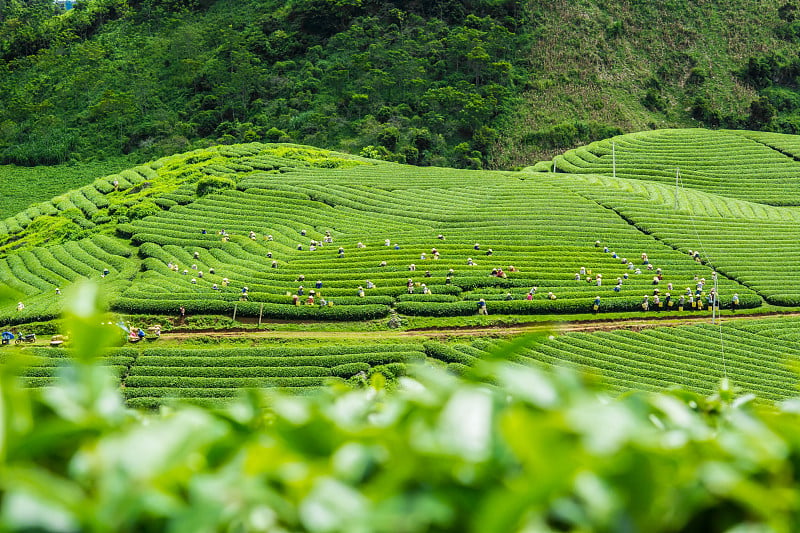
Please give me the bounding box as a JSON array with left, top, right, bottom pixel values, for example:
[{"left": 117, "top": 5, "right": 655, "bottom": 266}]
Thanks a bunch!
[{"left": 158, "top": 311, "right": 800, "bottom": 342}]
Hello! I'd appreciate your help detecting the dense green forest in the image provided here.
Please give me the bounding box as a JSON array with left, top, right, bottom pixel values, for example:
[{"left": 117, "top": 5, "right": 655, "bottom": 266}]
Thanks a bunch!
[{"left": 1, "top": 0, "right": 799, "bottom": 169}]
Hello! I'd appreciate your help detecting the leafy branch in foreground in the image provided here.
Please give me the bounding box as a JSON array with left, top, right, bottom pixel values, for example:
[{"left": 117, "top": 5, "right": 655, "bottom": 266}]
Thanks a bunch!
[{"left": 1, "top": 286, "right": 799, "bottom": 532}]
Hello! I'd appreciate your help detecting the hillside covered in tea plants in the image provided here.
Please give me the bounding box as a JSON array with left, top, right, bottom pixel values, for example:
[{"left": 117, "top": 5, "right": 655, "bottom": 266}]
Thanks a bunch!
[
  {"left": 3, "top": 128, "right": 800, "bottom": 403},
  {"left": 2, "top": 130, "right": 784, "bottom": 327}
]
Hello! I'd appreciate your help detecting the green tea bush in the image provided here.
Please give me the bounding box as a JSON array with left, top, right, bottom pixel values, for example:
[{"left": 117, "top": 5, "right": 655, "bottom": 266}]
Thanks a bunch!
[
  {"left": 446, "top": 362, "right": 472, "bottom": 375},
  {"left": 235, "top": 302, "right": 391, "bottom": 321},
  {"left": 368, "top": 362, "right": 408, "bottom": 378},
  {"left": 130, "top": 366, "right": 333, "bottom": 378},
  {"left": 424, "top": 341, "right": 478, "bottom": 365},
  {"left": 124, "top": 376, "right": 330, "bottom": 389},
  {"left": 127, "top": 200, "right": 161, "bottom": 221},
  {"left": 395, "top": 301, "right": 476, "bottom": 316},
  {"left": 330, "top": 362, "right": 370, "bottom": 378},
  {"left": 397, "top": 294, "right": 460, "bottom": 303},
  {"left": 134, "top": 352, "right": 425, "bottom": 369},
  {"left": 196, "top": 176, "right": 236, "bottom": 196},
  {"left": 140, "top": 344, "right": 422, "bottom": 358}
]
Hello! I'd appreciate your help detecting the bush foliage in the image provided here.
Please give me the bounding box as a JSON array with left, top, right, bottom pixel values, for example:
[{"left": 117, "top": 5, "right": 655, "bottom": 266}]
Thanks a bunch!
[{"left": 3, "top": 319, "right": 800, "bottom": 532}]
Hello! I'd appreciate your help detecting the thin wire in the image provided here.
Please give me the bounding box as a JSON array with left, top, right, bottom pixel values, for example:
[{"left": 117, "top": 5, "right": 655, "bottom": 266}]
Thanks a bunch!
[{"left": 675, "top": 171, "right": 727, "bottom": 379}]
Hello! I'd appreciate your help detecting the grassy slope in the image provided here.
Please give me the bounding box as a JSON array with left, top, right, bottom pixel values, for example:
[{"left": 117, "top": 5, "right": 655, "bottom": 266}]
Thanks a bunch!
[
  {"left": 0, "top": 157, "right": 134, "bottom": 219},
  {"left": 495, "top": 0, "right": 786, "bottom": 167}
]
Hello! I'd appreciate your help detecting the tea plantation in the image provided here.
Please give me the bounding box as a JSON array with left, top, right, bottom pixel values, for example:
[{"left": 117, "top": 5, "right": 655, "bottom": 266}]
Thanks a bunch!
[
  {"left": 440, "top": 317, "right": 800, "bottom": 403},
  {"left": 15, "top": 342, "right": 427, "bottom": 408},
  {"left": 11, "top": 316, "right": 800, "bottom": 408},
  {"left": 546, "top": 129, "right": 800, "bottom": 205},
  {"left": 550, "top": 130, "right": 800, "bottom": 305},
  {"left": 3, "top": 129, "right": 800, "bottom": 404}
]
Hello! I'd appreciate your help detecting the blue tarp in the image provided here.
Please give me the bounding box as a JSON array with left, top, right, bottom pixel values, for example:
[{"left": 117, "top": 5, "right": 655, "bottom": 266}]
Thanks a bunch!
[
  {"left": 1, "top": 332, "right": 13, "bottom": 340},
  {"left": 55, "top": 1, "right": 75, "bottom": 10}
]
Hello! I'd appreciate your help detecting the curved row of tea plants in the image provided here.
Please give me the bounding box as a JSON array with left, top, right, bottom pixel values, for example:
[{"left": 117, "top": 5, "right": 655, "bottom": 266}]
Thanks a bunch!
[
  {"left": 545, "top": 128, "right": 800, "bottom": 205},
  {"left": 13, "top": 342, "right": 453, "bottom": 408},
  {"left": 563, "top": 173, "right": 800, "bottom": 305},
  {"left": 448, "top": 317, "right": 800, "bottom": 402},
  {"left": 0, "top": 234, "right": 139, "bottom": 324}
]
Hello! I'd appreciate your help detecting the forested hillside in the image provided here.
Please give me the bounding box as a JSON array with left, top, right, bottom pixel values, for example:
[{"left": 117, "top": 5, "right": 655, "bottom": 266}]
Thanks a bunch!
[{"left": 1, "top": 0, "right": 799, "bottom": 169}]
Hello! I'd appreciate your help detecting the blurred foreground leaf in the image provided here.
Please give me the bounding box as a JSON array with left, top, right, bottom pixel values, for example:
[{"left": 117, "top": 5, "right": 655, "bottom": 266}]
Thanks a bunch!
[{"left": 1, "top": 289, "right": 800, "bottom": 531}]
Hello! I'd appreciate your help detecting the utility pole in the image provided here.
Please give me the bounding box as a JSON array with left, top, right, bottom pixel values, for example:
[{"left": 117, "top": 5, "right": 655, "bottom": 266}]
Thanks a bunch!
[
  {"left": 612, "top": 141, "right": 616, "bottom": 179},
  {"left": 675, "top": 168, "right": 680, "bottom": 211},
  {"left": 711, "top": 270, "right": 719, "bottom": 324}
]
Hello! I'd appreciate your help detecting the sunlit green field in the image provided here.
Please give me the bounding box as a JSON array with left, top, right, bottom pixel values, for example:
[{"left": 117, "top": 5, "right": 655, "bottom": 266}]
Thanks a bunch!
[{"left": 3, "top": 129, "right": 800, "bottom": 403}]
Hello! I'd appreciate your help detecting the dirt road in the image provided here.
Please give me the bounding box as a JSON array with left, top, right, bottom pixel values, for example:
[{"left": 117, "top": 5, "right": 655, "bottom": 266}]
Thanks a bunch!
[{"left": 159, "top": 311, "right": 800, "bottom": 342}]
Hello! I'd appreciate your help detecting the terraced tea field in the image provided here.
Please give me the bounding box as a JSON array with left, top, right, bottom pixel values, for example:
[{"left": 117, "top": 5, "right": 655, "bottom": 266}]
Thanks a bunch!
[
  {"left": 549, "top": 130, "right": 800, "bottom": 305},
  {"left": 440, "top": 316, "right": 800, "bottom": 403},
  {"left": 3, "top": 129, "right": 800, "bottom": 403},
  {"left": 545, "top": 129, "right": 800, "bottom": 205},
  {"left": 0, "top": 140, "right": 763, "bottom": 325},
  {"left": 13, "top": 342, "right": 428, "bottom": 408},
  {"left": 10, "top": 315, "right": 800, "bottom": 407},
  {"left": 117, "top": 171, "right": 759, "bottom": 321}
]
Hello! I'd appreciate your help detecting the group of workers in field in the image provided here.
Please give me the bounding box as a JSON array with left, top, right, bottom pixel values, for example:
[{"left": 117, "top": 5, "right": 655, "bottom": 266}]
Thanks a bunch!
[
  {"left": 152, "top": 228, "right": 744, "bottom": 317},
  {"left": 589, "top": 241, "right": 740, "bottom": 313},
  {"left": 127, "top": 324, "right": 161, "bottom": 342},
  {"left": 10, "top": 223, "right": 745, "bottom": 320},
  {"left": 179, "top": 229, "right": 515, "bottom": 311},
  {"left": 177, "top": 229, "right": 457, "bottom": 306}
]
